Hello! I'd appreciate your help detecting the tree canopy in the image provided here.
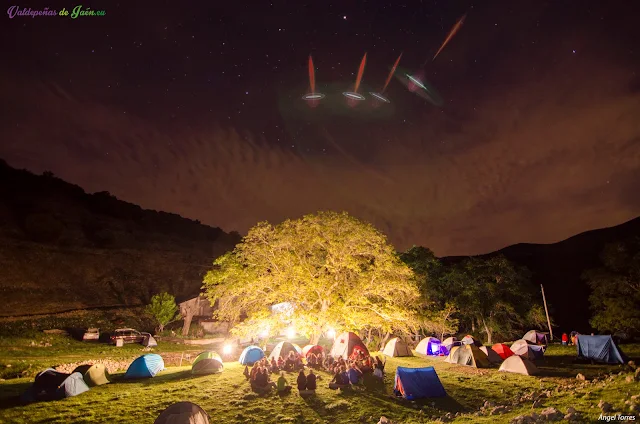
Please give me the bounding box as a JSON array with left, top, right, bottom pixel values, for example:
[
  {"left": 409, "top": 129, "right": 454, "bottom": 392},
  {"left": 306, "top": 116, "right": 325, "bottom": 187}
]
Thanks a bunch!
[
  {"left": 144, "top": 292, "right": 180, "bottom": 333},
  {"left": 583, "top": 238, "right": 640, "bottom": 338},
  {"left": 402, "top": 248, "right": 537, "bottom": 344},
  {"left": 203, "top": 211, "right": 422, "bottom": 343}
]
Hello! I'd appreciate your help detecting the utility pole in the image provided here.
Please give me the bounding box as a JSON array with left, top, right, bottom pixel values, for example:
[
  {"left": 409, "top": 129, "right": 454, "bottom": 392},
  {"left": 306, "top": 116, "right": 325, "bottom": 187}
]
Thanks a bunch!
[{"left": 541, "top": 284, "right": 553, "bottom": 341}]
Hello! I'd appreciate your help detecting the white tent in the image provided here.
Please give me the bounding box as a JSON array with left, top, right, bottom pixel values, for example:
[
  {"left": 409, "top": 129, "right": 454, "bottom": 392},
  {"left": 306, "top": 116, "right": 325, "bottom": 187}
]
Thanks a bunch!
[
  {"left": 499, "top": 355, "right": 538, "bottom": 376},
  {"left": 382, "top": 337, "right": 413, "bottom": 357}
]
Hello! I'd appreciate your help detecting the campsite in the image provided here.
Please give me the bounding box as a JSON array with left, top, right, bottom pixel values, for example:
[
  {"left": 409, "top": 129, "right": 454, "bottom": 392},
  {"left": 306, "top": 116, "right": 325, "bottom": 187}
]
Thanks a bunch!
[{"left": 0, "top": 326, "right": 639, "bottom": 423}]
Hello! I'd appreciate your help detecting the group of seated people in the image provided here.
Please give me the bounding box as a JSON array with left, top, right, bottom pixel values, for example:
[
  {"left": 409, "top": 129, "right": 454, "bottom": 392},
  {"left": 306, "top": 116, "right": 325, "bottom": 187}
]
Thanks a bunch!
[
  {"left": 327, "top": 353, "right": 385, "bottom": 389},
  {"left": 245, "top": 346, "right": 387, "bottom": 393}
]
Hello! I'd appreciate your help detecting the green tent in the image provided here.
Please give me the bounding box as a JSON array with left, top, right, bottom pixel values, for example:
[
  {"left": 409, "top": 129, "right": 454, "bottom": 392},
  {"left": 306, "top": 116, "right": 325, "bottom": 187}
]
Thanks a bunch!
[
  {"left": 192, "top": 351, "right": 224, "bottom": 375},
  {"left": 72, "top": 364, "right": 110, "bottom": 386}
]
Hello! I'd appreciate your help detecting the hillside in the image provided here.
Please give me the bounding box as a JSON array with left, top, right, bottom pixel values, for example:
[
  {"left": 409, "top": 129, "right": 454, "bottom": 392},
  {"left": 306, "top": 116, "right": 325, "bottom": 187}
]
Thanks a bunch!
[
  {"left": 0, "top": 159, "right": 241, "bottom": 317},
  {"left": 443, "top": 216, "right": 640, "bottom": 334}
]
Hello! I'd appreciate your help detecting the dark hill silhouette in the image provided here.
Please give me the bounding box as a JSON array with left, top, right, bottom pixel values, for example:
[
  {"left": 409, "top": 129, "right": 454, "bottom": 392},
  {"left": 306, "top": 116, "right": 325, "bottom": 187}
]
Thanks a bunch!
[
  {"left": 442, "top": 216, "right": 640, "bottom": 334},
  {"left": 0, "top": 159, "right": 241, "bottom": 316}
]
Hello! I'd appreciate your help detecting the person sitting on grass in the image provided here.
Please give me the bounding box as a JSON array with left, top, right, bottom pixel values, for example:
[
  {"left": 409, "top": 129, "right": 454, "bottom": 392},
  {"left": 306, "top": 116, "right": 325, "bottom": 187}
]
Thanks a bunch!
[
  {"left": 348, "top": 363, "right": 363, "bottom": 385},
  {"left": 249, "top": 363, "right": 260, "bottom": 381},
  {"left": 284, "top": 351, "right": 296, "bottom": 371},
  {"left": 252, "top": 367, "right": 276, "bottom": 392},
  {"left": 277, "top": 371, "right": 292, "bottom": 394},
  {"left": 375, "top": 356, "right": 386, "bottom": 371},
  {"left": 296, "top": 369, "right": 307, "bottom": 392},
  {"left": 243, "top": 365, "right": 250, "bottom": 380},
  {"left": 324, "top": 355, "right": 334, "bottom": 370},
  {"left": 307, "top": 353, "right": 317, "bottom": 368},
  {"left": 373, "top": 362, "right": 384, "bottom": 379},
  {"left": 270, "top": 357, "right": 279, "bottom": 373},
  {"left": 277, "top": 356, "right": 285, "bottom": 370},
  {"left": 329, "top": 367, "right": 349, "bottom": 390},
  {"left": 306, "top": 369, "right": 317, "bottom": 391},
  {"left": 294, "top": 353, "right": 304, "bottom": 371}
]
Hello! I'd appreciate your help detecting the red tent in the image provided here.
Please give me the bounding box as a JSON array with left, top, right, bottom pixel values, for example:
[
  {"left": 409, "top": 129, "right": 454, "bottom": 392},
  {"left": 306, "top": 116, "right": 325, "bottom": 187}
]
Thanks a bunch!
[
  {"left": 329, "top": 332, "right": 370, "bottom": 359},
  {"left": 491, "top": 343, "right": 515, "bottom": 360},
  {"left": 301, "top": 344, "right": 325, "bottom": 357}
]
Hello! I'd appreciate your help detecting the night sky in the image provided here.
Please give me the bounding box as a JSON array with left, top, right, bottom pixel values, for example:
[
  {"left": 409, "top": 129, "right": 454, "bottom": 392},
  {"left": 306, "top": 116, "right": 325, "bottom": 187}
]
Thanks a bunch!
[{"left": 2, "top": 1, "right": 639, "bottom": 256}]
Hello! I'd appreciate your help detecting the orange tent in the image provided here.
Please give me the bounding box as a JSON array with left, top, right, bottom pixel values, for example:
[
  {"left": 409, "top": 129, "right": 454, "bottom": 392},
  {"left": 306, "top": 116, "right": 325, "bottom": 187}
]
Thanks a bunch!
[{"left": 492, "top": 343, "right": 515, "bottom": 360}]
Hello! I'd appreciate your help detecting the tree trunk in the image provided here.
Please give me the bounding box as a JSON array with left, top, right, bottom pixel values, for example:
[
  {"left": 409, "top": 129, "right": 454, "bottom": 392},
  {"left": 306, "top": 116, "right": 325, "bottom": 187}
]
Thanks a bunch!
[
  {"left": 381, "top": 330, "right": 391, "bottom": 350},
  {"left": 481, "top": 316, "right": 492, "bottom": 345},
  {"left": 158, "top": 324, "right": 164, "bottom": 334},
  {"left": 310, "top": 333, "right": 321, "bottom": 345},
  {"left": 471, "top": 318, "right": 476, "bottom": 332},
  {"left": 182, "top": 313, "right": 193, "bottom": 336}
]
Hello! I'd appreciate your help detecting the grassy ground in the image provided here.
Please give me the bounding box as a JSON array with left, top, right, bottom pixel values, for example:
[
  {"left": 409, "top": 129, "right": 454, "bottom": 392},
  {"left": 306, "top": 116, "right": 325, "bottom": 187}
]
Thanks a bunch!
[{"left": 0, "top": 341, "right": 638, "bottom": 424}]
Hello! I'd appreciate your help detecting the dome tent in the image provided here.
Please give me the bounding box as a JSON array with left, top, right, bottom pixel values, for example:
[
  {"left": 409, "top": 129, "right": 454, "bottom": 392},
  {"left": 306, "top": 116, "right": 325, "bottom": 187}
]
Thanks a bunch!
[
  {"left": 268, "top": 341, "right": 302, "bottom": 360},
  {"left": 125, "top": 354, "right": 165, "bottom": 379},
  {"left": 154, "top": 401, "right": 210, "bottom": 424},
  {"left": 382, "top": 337, "right": 413, "bottom": 357},
  {"left": 491, "top": 343, "right": 515, "bottom": 360},
  {"left": 302, "top": 344, "right": 325, "bottom": 358},
  {"left": 415, "top": 337, "right": 446, "bottom": 356},
  {"left": 499, "top": 355, "right": 538, "bottom": 375},
  {"left": 22, "top": 369, "right": 90, "bottom": 402},
  {"left": 72, "top": 364, "right": 110, "bottom": 386},
  {"left": 442, "top": 337, "right": 461, "bottom": 351},
  {"left": 394, "top": 366, "right": 446, "bottom": 399},
  {"left": 238, "top": 345, "right": 265, "bottom": 365},
  {"left": 461, "top": 335, "right": 482, "bottom": 347},
  {"left": 444, "top": 346, "right": 461, "bottom": 363},
  {"left": 523, "top": 330, "right": 548, "bottom": 345},
  {"left": 479, "top": 346, "right": 503, "bottom": 364},
  {"left": 192, "top": 351, "right": 224, "bottom": 375},
  {"left": 329, "top": 332, "right": 369, "bottom": 359},
  {"left": 445, "top": 344, "right": 491, "bottom": 368},
  {"left": 511, "top": 339, "right": 545, "bottom": 361}
]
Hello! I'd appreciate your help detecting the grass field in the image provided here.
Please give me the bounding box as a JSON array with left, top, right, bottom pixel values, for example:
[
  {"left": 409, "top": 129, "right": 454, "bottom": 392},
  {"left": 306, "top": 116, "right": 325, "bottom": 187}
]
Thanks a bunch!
[{"left": 1, "top": 337, "right": 638, "bottom": 424}]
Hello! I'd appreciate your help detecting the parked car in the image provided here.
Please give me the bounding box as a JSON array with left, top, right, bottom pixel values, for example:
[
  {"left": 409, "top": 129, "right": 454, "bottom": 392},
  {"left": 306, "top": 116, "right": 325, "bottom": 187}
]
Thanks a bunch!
[
  {"left": 110, "top": 328, "right": 145, "bottom": 345},
  {"left": 82, "top": 328, "right": 100, "bottom": 341}
]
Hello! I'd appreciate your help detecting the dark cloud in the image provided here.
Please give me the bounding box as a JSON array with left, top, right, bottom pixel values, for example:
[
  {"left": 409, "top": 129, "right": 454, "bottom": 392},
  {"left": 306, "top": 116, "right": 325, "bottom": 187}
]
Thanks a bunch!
[{"left": 2, "top": 47, "right": 639, "bottom": 256}]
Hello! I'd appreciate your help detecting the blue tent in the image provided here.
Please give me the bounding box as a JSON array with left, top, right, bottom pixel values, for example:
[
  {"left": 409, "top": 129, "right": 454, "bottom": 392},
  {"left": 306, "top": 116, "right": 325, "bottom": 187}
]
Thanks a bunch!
[
  {"left": 394, "top": 366, "right": 447, "bottom": 400},
  {"left": 238, "top": 345, "right": 265, "bottom": 365},
  {"left": 577, "top": 335, "right": 627, "bottom": 365},
  {"left": 529, "top": 345, "right": 545, "bottom": 360},
  {"left": 125, "top": 354, "right": 165, "bottom": 379}
]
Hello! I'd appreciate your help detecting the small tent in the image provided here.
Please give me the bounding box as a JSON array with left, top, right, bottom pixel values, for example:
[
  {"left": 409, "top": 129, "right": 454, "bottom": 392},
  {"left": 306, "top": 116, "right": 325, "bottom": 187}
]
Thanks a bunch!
[
  {"left": 523, "top": 330, "right": 548, "bottom": 345},
  {"left": 442, "top": 337, "right": 461, "bottom": 351},
  {"left": 24, "top": 369, "right": 90, "bottom": 402},
  {"left": 330, "top": 332, "right": 369, "bottom": 359},
  {"left": 415, "top": 337, "right": 446, "bottom": 356},
  {"left": 511, "top": 339, "right": 545, "bottom": 361},
  {"left": 499, "top": 355, "right": 538, "bottom": 376},
  {"left": 479, "top": 346, "right": 503, "bottom": 364},
  {"left": 394, "top": 366, "right": 446, "bottom": 400},
  {"left": 142, "top": 333, "right": 158, "bottom": 347},
  {"left": 576, "top": 335, "right": 627, "bottom": 365},
  {"left": 444, "top": 346, "right": 461, "bottom": 363},
  {"left": 192, "top": 351, "right": 224, "bottom": 375},
  {"left": 302, "top": 344, "right": 325, "bottom": 358},
  {"left": 461, "top": 335, "right": 483, "bottom": 347},
  {"left": 238, "top": 345, "right": 265, "bottom": 365},
  {"left": 125, "top": 354, "right": 165, "bottom": 379},
  {"left": 491, "top": 343, "right": 515, "bottom": 360},
  {"left": 154, "top": 401, "right": 210, "bottom": 424},
  {"left": 72, "top": 364, "right": 110, "bottom": 386},
  {"left": 382, "top": 337, "right": 413, "bottom": 357},
  {"left": 445, "top": 344, "right": 491, "bottom": 368},
  {"left": 268, "top": 341, "right": 302, "bottom": 360}
]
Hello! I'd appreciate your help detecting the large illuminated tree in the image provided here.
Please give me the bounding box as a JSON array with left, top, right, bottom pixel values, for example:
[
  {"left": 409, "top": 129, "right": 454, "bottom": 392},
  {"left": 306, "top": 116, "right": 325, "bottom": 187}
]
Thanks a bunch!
[{"left": 203, "top": 211, "right": 422, "bottom": 344}]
